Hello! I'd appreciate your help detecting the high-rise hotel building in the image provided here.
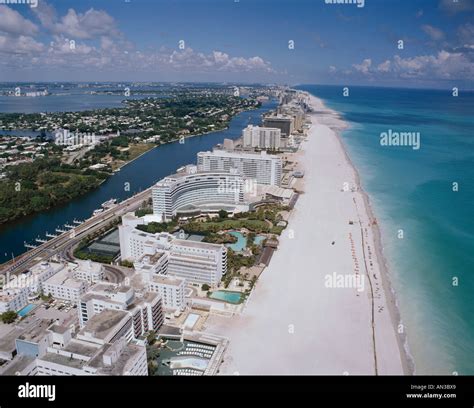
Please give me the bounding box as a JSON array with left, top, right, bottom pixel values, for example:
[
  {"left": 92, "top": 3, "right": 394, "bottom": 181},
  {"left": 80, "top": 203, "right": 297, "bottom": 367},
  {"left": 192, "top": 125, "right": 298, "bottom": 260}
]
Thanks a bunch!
[
  {"left": 167, "top": 240, "right": 227, "bottom": 286},
  {"left": 152, "top": 167, "right": 247, "bottom": 221},
  {"left": 242, "top": 125, "right": 281, "bottom": 150},
  {"left": 197, "top": 150, "right": 282, "bottom": 186}
]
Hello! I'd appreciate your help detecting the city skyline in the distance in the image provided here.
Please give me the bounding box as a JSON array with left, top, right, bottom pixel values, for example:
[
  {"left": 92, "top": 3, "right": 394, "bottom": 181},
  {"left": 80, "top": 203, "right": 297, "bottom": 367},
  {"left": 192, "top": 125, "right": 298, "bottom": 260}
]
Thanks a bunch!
[{"left": 0, "top": 0, "right": 473, "bottom": 89}]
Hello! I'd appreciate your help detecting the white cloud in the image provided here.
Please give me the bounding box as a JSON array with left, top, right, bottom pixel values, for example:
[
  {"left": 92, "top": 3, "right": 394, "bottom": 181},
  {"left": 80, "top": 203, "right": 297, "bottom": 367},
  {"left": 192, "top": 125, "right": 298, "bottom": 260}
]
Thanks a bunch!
[
  {"left": 457, "top": 23, "right": 474, "bottom": 45},
  {"left": 164, "top": 48, "right": 274, "bottom": 73},
  {"left": 377, "top": 60, "right": 391, "bottom": 73},
  {"left": 0, "top": 5, "right": 38, "bottom": 36},
  {"left": 0, "top": 34, "right": 44, "bottom": 54},
  {"left": 32, "top": 2, "right": 119, "bottom": 40},
  {"left": 352, "top": 59, "right": 372, "bottom": 74},
  {"left": 1, "top": 2, "right": 275, "bottom": 77},
  {"left": 351, "top": 51, "right": 474, "bottom": 80},
  {"left": 421, "top": 25, "right": 445, "bottom": 41}
]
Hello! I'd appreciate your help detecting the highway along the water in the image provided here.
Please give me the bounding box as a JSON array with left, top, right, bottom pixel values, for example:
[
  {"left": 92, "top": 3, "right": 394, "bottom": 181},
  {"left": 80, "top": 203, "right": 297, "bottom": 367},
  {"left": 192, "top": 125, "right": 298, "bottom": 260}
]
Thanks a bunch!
[{"left": 0, "top": 100, "right": 277, "bottom": 263}]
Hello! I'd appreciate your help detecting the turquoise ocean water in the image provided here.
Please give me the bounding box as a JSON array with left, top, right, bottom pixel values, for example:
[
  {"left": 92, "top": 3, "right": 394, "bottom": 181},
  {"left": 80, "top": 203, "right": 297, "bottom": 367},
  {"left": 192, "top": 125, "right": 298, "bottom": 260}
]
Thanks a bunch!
[{"left": 297, "top": 85, "right": 474, "bottom": 375}]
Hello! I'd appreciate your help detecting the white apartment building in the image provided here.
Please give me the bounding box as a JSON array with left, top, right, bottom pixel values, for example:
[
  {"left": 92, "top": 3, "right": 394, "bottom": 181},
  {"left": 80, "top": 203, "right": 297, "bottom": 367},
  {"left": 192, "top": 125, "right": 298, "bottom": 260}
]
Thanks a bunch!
[
  {"left": 119, "top": 213, "right": 227, "bottom": 286},
  {"left": 133, "top": 253, "right": 169, "bottom": 276},
  {"left": 148, "top": 275, "right": 186, "bottom": 311},
  {"left": 4, "top": 261, "right": 64, "bottom": 296},
  {"left": 119, "top": 214, "right": 173, "bottom": 260},
  {"left": 242, "top": 125, "right": 281, "bottom": 149},
  {"left": 0, "top": 288, "right": 28, "bottom": 313},
  {"left": 72, "top": 260, "right": 105, "bottom": 284},
  {"left": 36, "top": 335, "right": 148, "bottom": 376},
  {"left": 263, "top": 115, "right": 294, "bottom": 137},
  {"left": 79, "top": 283, "right": 134, "bottom": 326},
  {"left": 197, "top": 150, "right": 282, "bottom": 186},
  {"left": 42, "top": 269, "right": 87, "bottom": 303},
  {"left": 168, "top": 240, "right": 227, "bottom": 286},
  {"left": 152, "top": 168, "right": 247, "bottom": 221},
  {"left": 78, "top": 283, "right": 164, "bottom": 339}
]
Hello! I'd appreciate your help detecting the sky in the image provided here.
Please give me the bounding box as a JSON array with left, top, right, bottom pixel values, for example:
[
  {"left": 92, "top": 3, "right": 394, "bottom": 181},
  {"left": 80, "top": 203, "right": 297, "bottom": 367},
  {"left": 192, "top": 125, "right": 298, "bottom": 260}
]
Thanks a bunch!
[{"left": 0, "top": 0, "right": 473, "bottom": 88}]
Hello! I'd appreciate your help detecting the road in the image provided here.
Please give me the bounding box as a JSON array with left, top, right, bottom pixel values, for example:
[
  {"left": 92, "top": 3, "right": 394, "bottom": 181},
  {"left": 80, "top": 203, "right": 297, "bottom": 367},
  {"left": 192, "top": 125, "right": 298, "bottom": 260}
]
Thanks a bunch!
[{"left": 0, "top": 188, "right": 152, "bottom": 277}]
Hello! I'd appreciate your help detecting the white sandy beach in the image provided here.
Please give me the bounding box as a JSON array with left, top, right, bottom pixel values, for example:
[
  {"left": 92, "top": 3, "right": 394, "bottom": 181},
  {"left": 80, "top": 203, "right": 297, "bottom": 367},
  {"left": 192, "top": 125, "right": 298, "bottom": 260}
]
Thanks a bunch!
[{"left": 204, "top": 94, "right": 407, "bottom": 375}]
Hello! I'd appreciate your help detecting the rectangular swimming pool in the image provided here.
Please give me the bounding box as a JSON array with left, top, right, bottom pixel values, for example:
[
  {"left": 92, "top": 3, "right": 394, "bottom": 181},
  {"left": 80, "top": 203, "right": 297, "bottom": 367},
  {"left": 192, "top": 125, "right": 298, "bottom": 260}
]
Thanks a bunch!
[
  {"left": 18, "top": 304, "right": 35, "bottom": 317},
  {"left": 209, "top": 290, "right": 243, "bottom": 304}
]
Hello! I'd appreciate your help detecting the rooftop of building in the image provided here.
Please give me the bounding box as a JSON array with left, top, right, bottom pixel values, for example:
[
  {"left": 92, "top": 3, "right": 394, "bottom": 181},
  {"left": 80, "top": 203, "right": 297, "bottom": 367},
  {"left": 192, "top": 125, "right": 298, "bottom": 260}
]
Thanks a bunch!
[
  {"left": 43, "top": 268, "right": 84, "bottom": 289},
  {"left": 74, "top": 259, "right": 104, "bottom": 273},
  {"left": 259, "top": 184, "right": 294, "bottom": 199},
  {"left": 172, "top": 238, "right": 224, "bottom": 251},
  {"left": 62, "top": 339, "right": 101, "bottom": 358},
  {"left": 78, "top": 309, "right": 129, "bottom": 341},
  {"left": 86, "top": 341, "right": 145, "bottom": 375},
  {"left": 137, "top": 251, "right": 165, "bottom": 265},
  {"left": 16, "top": 319, "right": 51, "bottom": 343},
  {"left": 0, "top": 288, "right": 26, "bottom": 302},
  {"left": 39, "top": 351, "right": 87, "bottom": 370},
  {"left": 28, "top": 261, "right": 65, "bottom": 276},
  {"left": 48, "top": 323, "right": 70, "bottom": 335},
  {"left": 243, "top": 124, "right": 281, "bottom": 131},
  {"left": 156, "top": 169, "right": 244, "bottom": 185},
  {"left": 263, "top": 114, "right": 294, "bottom": 121},
  {"left": 151, "top": 274, "right": 186, "bottom": 287},
  {"left": 197, "top": 149, "right": 281, "bottom": 160},
  {"left": 0, "top": 354, "right": 36, "bottom": 375}
]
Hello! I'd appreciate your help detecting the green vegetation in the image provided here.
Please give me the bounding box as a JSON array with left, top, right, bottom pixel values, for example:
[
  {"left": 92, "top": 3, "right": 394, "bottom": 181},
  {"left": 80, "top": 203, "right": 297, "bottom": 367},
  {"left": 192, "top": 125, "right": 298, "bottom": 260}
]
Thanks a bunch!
[
  {"left": 0, "top": 157, "right": 107, "bottom": 224},
  {"left": 202, "top": 232, "right": 237, "bottom": 245},
  {"left": 0, "top": 91, "right": 261, "bottom": 225},
  {"left": 146, "top": 331, "right": 157, "bottom": 345},
  {"left": 184, "top": 219, "right": 270, "bottom": 234},
  {"left": 136, "top": 220, "right": 178, "bottom": 234},
  {"left": 40, "top": 292, "right": 53, "bottom": 302},
  {"left": 0, "top": 310, "right": 18, "bottom": 324},
  {"left": 73, "top": 249, "right": 114, "bottom": 264},
  {"left": 73, "top": 220, "right": 120, "bottom": 264},
  {"left": 217, "top": 209, "right": 228, "bottom": 219},
  {"left": 201, "top": 284, "right": 210, "bottom": 291},
  {"left": 135, "top": 207, "right": 153, "bottom": 217}
]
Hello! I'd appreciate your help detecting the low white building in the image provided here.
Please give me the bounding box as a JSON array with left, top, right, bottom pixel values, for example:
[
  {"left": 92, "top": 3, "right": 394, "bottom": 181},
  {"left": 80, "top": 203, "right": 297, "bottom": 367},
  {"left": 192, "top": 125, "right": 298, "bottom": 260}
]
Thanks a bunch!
[
  {"left": 36, "top": 336, "right": 147, "bottom": 376},
  {"left": 119, "top": 213, "right": 227, "bottom": 286},
  {"left": 0, "top": 288, "right": 28, "bottom": 313},
  {"left": 4, "top": 261, "right": 64, "bottom": 296},
  {"left": 73, "top": 260, "right": 105, "bottom": 284},
  {"left": 42, "top": 269, "right": 87, "bottom": 303}
]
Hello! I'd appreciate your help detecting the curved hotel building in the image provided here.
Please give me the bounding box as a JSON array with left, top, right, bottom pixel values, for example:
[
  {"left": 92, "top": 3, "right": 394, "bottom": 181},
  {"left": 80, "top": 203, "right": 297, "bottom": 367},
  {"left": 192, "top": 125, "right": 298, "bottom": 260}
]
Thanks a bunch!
[{"left": 152, "top": 167, "right": 247, "bottom": 221}]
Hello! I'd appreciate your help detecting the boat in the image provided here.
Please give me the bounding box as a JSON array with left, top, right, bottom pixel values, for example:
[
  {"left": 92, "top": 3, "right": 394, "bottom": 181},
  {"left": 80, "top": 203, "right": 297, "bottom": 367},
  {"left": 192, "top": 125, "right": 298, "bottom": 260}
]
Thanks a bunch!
[
  {"left": 101, "top": 198, "right": 117, "bottom": 209},
  {"left": 93, "top": 208, "right": 104, "bottom": 216}
]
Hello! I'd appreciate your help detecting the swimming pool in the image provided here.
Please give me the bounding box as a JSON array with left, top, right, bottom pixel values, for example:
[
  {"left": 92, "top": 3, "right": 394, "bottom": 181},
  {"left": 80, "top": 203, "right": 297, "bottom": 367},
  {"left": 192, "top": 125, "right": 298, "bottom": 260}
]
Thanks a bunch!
[
  {"left": 170, "top": 356, "right": 209, "bottom": 371},
  {"left": 184, "top": 313, "right": 200, "bottom": 329},
  {"left": 209, "top": 290, "right": 243, "bottom": 304},
  {"left": 18, "top": 304, "right": 35, "bottom": 317},
  {"left": 225, "top": 231, "right": 246, "bottom": 251},
  {"left": 225, "top": 231, "right": 266, "bottom": 252}
]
